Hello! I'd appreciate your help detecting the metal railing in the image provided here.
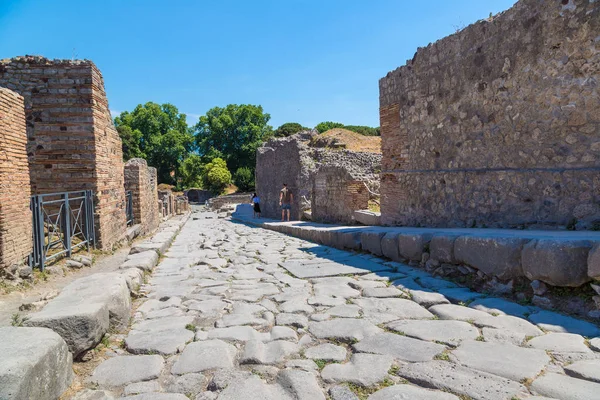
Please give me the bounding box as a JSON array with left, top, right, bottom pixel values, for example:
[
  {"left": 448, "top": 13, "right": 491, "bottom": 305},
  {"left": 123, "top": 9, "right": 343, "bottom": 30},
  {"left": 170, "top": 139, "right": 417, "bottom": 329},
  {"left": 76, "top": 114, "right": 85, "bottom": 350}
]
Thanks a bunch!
[
  {"left": 126, "top": 190, "right": 134, "bottom": 226},
  {"left": 31, "top": 190, "right": 95, "bottom": 271}
]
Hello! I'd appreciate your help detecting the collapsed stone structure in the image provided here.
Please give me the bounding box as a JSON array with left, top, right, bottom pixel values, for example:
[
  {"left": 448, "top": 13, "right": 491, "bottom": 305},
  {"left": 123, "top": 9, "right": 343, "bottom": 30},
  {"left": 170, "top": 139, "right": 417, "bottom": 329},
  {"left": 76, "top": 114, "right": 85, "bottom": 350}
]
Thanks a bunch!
[
  {"left": 0, "top": 56, "right": 126, "bottom": 248},
  {"left": 0, "top": 88, "right": 32, "bottom": 271},
  {"left": 379, "top": 0, "right": 600, "bottom": 229},
  {"left": 124, "top": 158, "right": 160, "bottom": 235},
  {"left": 256, "top": 131, "right": 381, "bottom": 223}
]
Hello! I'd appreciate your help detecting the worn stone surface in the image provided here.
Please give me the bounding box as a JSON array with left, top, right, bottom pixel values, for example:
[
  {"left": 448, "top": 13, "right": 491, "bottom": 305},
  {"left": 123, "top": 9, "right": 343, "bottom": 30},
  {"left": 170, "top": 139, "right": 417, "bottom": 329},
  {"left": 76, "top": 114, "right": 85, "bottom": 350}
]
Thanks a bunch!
[
  {"left": 368, "top": 385, "right": 460, "bottom": 400},
  {"left": 309, "top": 318, "right": 382, "bottom": 342},
  {"left": 321, "top": 353, "right": 394, "bottom": 387},
  {"left": 454, "top": 237, "right": 527, "bottom": 280},
  {"left": 531, "top": 373, "right": 600, "bottom": 400},
  {"left": 90, "top": 355, "right": 164, "bottom": 387},
  {"left": 353, "top": 332, "right": 444, "bottom": 362},
  {"left": 171, "top": 340, "right": 237, "bottom": 374},
  {"left": 0, "top": 327, "right": 73, "bottom": 400},
  {"left": 564, "top": 359, "right": 600, "bottom": 383},
  {"left": 398, "top": 233, "right": 432, "bottom": 261},
  {"left": 305, "top": 343, "right": 347, "bottom": 362},
  {"left": 386, "top": 320, "right": 478, "bottom": 346}
]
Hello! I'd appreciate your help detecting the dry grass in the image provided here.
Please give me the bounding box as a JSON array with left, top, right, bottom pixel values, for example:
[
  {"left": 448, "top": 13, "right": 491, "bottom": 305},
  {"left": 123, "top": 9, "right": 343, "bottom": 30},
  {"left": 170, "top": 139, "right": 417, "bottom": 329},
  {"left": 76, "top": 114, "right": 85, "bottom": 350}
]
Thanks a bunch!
[{"left": 315, "top": 128, "right": 381, "bottom": 153}]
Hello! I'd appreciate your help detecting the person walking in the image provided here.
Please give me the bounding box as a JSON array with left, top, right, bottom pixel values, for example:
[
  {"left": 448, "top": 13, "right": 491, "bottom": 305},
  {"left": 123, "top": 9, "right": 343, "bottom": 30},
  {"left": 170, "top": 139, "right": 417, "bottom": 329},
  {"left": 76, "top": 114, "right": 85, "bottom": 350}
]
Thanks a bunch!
[
  {"left": 251, "top": 193, "right": 261, "bottom": 218},
  {"left": 279, "top": 183, "right": 293, "bottom": 222}
]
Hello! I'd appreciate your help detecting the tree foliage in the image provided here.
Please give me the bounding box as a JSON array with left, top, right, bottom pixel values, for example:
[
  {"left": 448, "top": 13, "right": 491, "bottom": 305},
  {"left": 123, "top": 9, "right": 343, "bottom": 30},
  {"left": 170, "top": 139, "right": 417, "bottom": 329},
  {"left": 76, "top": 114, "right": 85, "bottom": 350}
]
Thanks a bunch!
[
  {"left": 233, "top": 167, "right": 255, "bottom": 192},
  {"left": 274, "top": 122, "right": 307, "bottom": 137},
  {"left": 193, "top": 104, "right": 273, "bottom": 173},
  {"left": 202, "top": 158, "right": 232, "bottom": 195},
  {"left": 315, "top": 121, "right": 344, "bottom": 133},
  {"left": 343, "top": 125, "right": 381, "bottom": 136},
  {"left": 179, "top": 154, "right": 204, "bottom": 189},
  {"left": 114, "top": 102, "right": 195, "bottom": 184}
]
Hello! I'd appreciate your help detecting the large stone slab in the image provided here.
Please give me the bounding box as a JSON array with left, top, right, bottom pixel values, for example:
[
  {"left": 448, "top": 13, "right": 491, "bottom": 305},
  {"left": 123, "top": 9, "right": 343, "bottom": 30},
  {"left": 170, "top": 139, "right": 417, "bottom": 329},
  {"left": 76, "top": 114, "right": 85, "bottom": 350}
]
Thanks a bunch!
[
  {"left": 120, "top": 251, "right": 159, "bottom": 272},
  {"left": 565, "top": 359, "right": 600, "bottom": 383},
  {"left": 451, "top": 340, "right": 550, "bottom": 381},
  {"left": 531, "top": 372, "right": 600, "bottom": 400},
  {"left": 309, "top": 319, "right": 382, "bottom": 342},
  {"left": 588, "top": 242, "right": 600, "bottom": 280},
  {"left": 321, "top": 353, "right": 394, "bottom": 387},
  {"left": 280, "top": 259, "right": 389, "bottom": 279},
  {"left": 353, "top": 298, "right": 434, "bottom": 322},
  {"left": 305, "top": 343, "right": 347, "bottom": 362},
  {"left": 430, "top": 235, "right": 459, "bottom": 263},
  {"left": 240, "top": 340, "right": 300, "bottom": 365},
  {"left": 171, "top": 340, "right": 237, "bottom": 374},
  {"left": 353, "top": 332, "right": 444, "bottom": 362},
  {"left": 522, "top": 239, "right": 592, "bottom": 287},
  {"left": 454, "top": 236, "right": 528, "bottom": 280},
  {"left": 528, "top": 310, "right": 600, "bottom": 337},
  {"left": 428, "top": 304, "right": 491, "bottom": 322},
  {"left": 398, "top": 233, "right": 432, "bottom": 261},
  {"left": 397, "top": 361, "right": 528, "bottom": 400},
  {"left": 0, "top": 327, "right": 73, "bottom": 400},
  {"left": 368, "top": 385, "right": 460, "bottom": 400},
  {"left": 361, "top": 231, "right": 385, "bottom": 256},
  {"left": 527, "top": 333, "right": 591, "bottom": 353},
  {"left": 386, "top": 320, "right": 479, "bottom": 346},
  {"left": 90, "top": 355, "right": 164, "bottom": 387},
  {"left": 380, "top": 232, "right": 400, "bottom": 261},
  {"left": 125, "top": 316, "right": 195, "bottom": 355}
]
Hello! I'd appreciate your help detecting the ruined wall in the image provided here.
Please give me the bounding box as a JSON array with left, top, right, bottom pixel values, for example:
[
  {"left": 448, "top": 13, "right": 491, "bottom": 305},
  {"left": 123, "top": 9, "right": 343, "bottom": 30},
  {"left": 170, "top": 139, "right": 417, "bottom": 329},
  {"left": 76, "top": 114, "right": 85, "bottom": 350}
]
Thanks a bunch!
[
  {"left": 312, "top": 166, "right": 369, "bottom": 224},
  {"left": 0, "top": 88, "right": 32, "bottom": 270},
  {"left": 0, "top": 56, "right": 126, "bottom": 247},
  {"left": 124, "top": 158, "right": 159, "bottom": 235},
  {"left": 256, "top": 131, "right": 381, "bottom": 221},
  {"left": 379, "top": 0, "right": 600, "bottom": 229}
]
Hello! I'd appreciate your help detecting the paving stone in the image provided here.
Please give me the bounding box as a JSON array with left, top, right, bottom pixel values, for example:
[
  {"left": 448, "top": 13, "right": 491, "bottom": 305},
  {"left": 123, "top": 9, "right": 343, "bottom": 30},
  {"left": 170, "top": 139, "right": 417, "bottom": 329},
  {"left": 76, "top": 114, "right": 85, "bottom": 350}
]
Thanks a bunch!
[
  {"left": 0, "top": 327, "right": 73, "bottom": 400},
  {"left": 279, "top": 299, "right": 314, "bottom": 314},
  {"left": 276, "top": 313, "right": 309, "bottom": 328},
  {"left": 451, "top": 340, "right": 550, "bottom": 381},
  {"left": 437, "top": 288, "right": 485, "bottom": 303},
  {"left": 362, "top": 286, "right": 404, "bottom": 298},
  {"left": 121, "top": 251, "right": 159, "bottom": 272},
  {"left": 348, "top": 280, "right": 387, "bottom": 290},
  {"left": 309, "top": 318, "right": 382, "bottom": 342},
  {"left": 430, "top": 235, "right": 459, "bottom": 264},
  {"left": 72, "top": 389, "right": 115, "bottom": 400},
  {"left": 527, "top": 333, "right": 592, "bottom": 353},
  {"left": 125, "top": 316, "right": 195, "bottom": 355},
  {"left": 184, "top": 299, "right": 228, "bottom": 314},
  {"left": 591, "top": 337, "right": 600, "bottom": 351},
  {"left": 531, "top": 372, "right": 600, "bottom": 400},
  {"left": 285, "top": 359, "right": 319, "bottom": 371},
  {"left": 207, "top": 369, "right": 253, "bottom": 391},
  {"left": 122, "top": 394, "right": 189, "bottom": 400},
  {"left": 361, "top": 232, "right": 385, "bottom": 256},
  {"left": 277, "top": 369, "right": 326, "bottom": 400},
  {"left": 481, "top": 327, "right": 526, "bottom": 346},
  {"left": 528, "top": 310, "right": 600, "bottom": 337},
  {"left": 216, "top": 375, "right": 290, "bottom": 400},
  {"left": 386, "top": 320, "right": 479, "bottom": 346},
  {"left": 329, "top": 385, "right": 359, "bottom": 400},
  {"left": 90, "top": 355, "right": 164, "bottom": 387},
  {"left": 360, "top": 271, "right": 407, "bottom": 282},
  {"left": 564, "top": 359, "right": 600, "bottom": 383},
  {"left": 280, "top": 259, "right": 388, "bottom": 279},
  {"left": 380, "top": 232, "right": 401, "bottom": 261},
  {"left": 368, "top": 384, "right": 460, "bottom": 400},
  {"left": 321, "top": 353, "right": 394, "bottom": 387},
  {"left": 397, "top": 360, "right": 528, "bottom": 400},
  {"left": 123, "top": 381, "right": 162, "bottom": 396},
  {"left": 240, "top": 340, "right": 300, "bottom": 365},
  {"left": 428, "top": 304, "right": 491, "bottom": 322},
  {"left": 417, "top": 277, "right": 458, "bottom": 290},
  {"left": 353, "top": 298, "right": 433, "bottom": 322},
  {"left": 473, "top": 315, "right": 544, "bottom": 337},
  {"left": 353, "top": 332, "right": 445, "bottom": 362},
  {"left": 468, "top": 297, "right": 530, "bottom": 317},
  {"left": 304, "top": 343, "right": 347, "bottom": 362},
  {"left": 327, "top": 304, "right": 362, "bottom": 318},
  {"left": 171, "top": 340, "right": 237, "bottom": 374},
  {"left": 409, "top": 290, "right": 450, "bottom": 307},
  {"left": 164, "top": 373, "right": 207, "bottom": 396},
  {"left": 308, "top": 296, "right": 347, "bottom": 307}
]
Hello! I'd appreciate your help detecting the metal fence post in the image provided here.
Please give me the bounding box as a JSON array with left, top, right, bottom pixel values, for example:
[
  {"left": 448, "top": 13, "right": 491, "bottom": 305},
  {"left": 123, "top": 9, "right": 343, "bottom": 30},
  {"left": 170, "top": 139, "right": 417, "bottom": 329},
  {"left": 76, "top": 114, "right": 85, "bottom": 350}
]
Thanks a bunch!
[{"left": 63, "top": 192, "right": 72, "bottom": 257}]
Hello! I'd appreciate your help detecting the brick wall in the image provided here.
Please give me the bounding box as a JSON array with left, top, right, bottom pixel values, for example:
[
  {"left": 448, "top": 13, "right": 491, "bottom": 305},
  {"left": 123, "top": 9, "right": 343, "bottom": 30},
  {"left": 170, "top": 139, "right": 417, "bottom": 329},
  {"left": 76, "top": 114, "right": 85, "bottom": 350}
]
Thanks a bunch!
[
  {"left": 379, "top": 0, "right": 600, "bottom": 229},
  {"left": 312, "top": 166, "right": 369, "bottom": 224},
  {"left": 0, "top": 88, "right": 32, "bottom": 270},
  {"left": 0, "top": 56, "right": 126, "bottom": 247},
  {"left": 124, "top": 158, "right": 159, "bottom": 235}
]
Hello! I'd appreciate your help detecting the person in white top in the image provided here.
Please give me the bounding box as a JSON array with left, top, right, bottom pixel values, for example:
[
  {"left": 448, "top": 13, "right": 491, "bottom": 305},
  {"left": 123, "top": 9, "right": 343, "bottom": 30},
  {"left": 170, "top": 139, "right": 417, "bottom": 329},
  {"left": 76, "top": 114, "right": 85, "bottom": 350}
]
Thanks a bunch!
[{"left": 251, "top": 193, "right": 261, "bottom": 218}]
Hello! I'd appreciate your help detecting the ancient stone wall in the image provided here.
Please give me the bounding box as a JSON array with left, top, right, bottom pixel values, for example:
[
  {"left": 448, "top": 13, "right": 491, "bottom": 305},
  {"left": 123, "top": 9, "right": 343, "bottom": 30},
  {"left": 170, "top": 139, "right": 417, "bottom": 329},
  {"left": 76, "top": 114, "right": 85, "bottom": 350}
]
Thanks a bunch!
[
  {"left": 256, "top": 131, "right": 381, "bottom": 222},
  {"left": 0, "top": 88, "right": 32, "bottom": 271},
  {"left": 379, "top": 0, "right": 600, "bottom": 229},
  {"left": 0, "top": 56, "right": 126, "bottom": 248},
  {"left": 312, "top": 166, "right": 369, "bottom": 224},
  {"left": 124, "top": 158, "right": 159, "bottom": 235}
]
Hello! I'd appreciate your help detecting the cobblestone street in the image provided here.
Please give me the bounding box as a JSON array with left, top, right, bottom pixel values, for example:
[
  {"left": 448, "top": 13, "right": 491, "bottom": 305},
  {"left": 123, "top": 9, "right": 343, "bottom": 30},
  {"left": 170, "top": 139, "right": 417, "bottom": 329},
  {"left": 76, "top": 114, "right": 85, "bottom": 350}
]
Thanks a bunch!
[{"left": 80, "top": 210, "right": 600, "bottom": 400}]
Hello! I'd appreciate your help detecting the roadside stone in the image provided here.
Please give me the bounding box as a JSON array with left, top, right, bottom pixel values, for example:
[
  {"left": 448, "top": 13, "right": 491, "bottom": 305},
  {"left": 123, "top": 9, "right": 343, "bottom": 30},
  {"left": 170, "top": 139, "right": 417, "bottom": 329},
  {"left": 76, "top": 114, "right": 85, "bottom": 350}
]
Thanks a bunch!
[
  {"left": 276, "top": 313, "right": 308, "bottom": 328},
  {"left": 361, "top": 232, "right": 385, "bottom": 256},
  {"left": 531, "top": 280, "right": 548, "bottom": 296},
  {"left": 588, "top": 243, "right": 600, "bottom": 280},
  {"left": 430, "top": 235, "right": 458, "bottom": 263},
  {"left": 528, "top": 310, "right": 600, "bottom": 337},
  {"left": 304, "top": 343, "right": 347, "bottom": 362},
  {"left": 90, "top": 355, "right": 164, "bottom": 387},
  {"left": 428, "top": 304, "right": 490, "bottom": 322},
  {"left": 368, "top": 385, "right": 460, "bottom": 400},
  {"left": 329, "top": 385, "right": 359, "bottom": 400},
  {"left": 409, "top": 290, "right": 450, "bottom": 307},
  {"left": 454, "top": 236, "right": 528, "bottom": 280},
  {"left": 327, "top": 304, "right": 362, "bottom": 318},
  {"left": 531, "top": 372, "right": 600, "bottom": 400},
  {"left": 240, "top": 340, "right": 300, "bottom": 365},
  {"left": 0, "top": 327, "right": 73, "bottom": 400},
  {"left": 353, "top": 332, "right": 445, "bottom": 362},
  {"left": 171, "top": 340, "right": 237, "bottom": 374},
  {"left": 522, "top": 239, "right": 592, "bottom": 287},
  {"left": 380, "top": 232, "right": 400, "bottom": 261},
  {"left": 564, "top": 359, "right": 600, "bottom": 383},
  {"left": 321, "top": 353, "right": 394, "bottom": 387},
  {"left": 386, "top": 320, "right": 479, "bottom": 346},
  {"left": 473, "top": 315, "right": 543, "bottom": 337},
  {"left": 468, "top": 298, "right": 531, "bottom": 318},
  {"left": 276, "top": 369, "right": 326, "bottom": 400},
  {"left": 398, "top": 233, "right": 432, "bottom": 261},
  {"left": 66, "top": 260, "right": 85, "bottom": 269},
  {"left": 123, "top": 381, "right": 162, "bottom": 396},
  {"left": 309, "top": 318, "right": 382, "bottom": 342},
  {"left": 590, "top": 337, "right": 600, "bottom": 351},
  {"left": 527, "top": 333, "right": 591, "bottom": 353},
  {"left": 126, "top": 316, "right": 195, "bottom": 355},
  {"left": 164, "top": 373, "right": 207, "bottom": 396},
  {"left": 397, "top": 361, "right": 528, "bottom": 400},
  {"left": 452, "top": 340, "right": 550, "bottom": 381}
]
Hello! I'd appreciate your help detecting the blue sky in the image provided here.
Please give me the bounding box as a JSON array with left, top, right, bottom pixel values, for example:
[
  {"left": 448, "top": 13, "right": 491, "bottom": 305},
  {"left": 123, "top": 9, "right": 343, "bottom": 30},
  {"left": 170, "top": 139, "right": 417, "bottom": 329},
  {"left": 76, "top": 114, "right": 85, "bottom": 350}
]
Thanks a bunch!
[{"left": 1, "top": 0, "right": 516, "bottom": 128}]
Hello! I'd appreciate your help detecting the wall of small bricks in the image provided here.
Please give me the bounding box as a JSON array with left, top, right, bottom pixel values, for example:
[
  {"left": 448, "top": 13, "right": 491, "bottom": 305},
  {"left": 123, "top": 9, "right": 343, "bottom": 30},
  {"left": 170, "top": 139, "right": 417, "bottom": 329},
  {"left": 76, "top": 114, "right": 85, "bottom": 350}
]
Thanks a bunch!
[
  {"left": 379, "top": 0, "right": 600, "bottom": 229},
  {"left": 312, "top": 166, "right": 369, "bottom": 224},
  {"left": 124, "top": 158, "right": 159, "bottom": 235},
  {"left": 0, "top": 56, "right": 126, "bottom": 248},
  {"left": 0, "top": 88, "right": 32, "bottom": 269}
]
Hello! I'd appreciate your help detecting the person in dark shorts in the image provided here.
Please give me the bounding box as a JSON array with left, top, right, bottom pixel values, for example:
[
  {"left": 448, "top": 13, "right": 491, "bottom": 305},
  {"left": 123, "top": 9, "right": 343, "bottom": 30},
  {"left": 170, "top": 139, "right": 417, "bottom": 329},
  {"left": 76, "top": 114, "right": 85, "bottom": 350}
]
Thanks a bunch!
[
  {"left": 279, "top": 183, "right": 294, "bottom": 222},
  {"left": 251, "top": 193, "right": 261, "bottom": 218}
]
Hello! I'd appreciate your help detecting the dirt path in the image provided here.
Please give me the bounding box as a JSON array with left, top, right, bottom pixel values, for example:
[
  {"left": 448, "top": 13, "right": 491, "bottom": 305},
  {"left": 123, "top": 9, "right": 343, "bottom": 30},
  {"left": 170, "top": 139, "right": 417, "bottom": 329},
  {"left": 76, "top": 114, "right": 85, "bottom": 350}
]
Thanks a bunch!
[{"left": 0, "top": 246, "right": 130, "bottom": 326}]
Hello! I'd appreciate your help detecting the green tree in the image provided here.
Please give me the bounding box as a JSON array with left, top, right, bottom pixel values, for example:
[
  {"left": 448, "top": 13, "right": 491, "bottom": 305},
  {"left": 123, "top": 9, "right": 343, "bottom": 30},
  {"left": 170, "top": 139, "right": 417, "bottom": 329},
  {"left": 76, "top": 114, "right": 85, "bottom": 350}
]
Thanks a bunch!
[
  {"left": 343, "top": 125, "right": 381, "bottom": 136},
  {"left": 233, "top": 167, "right": 255, "bottom": 192},
  {"left": 274, "top": 122, "right": 307, "bottom": 137},
  {"left": 114, "top": 102, "right": 195, "bottom": 184},
  {"left": 193, "top": 104, "right": 273, "bottom": 173},
  {"left": 179, "top": 154, "right": 204, "bottom": 189},
  {"left": 202, "top": 158, "right": 232, "bottom": 195},
  {"left": 315, "top": 121, "right": 344, "bottom": 133}
]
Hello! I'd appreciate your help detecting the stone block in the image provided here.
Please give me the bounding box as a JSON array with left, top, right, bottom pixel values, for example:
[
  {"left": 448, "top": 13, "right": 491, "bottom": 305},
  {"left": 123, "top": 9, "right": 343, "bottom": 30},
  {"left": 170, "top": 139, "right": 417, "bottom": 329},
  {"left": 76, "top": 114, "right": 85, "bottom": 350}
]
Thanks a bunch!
[
  {"left": 587, "top": 242, "right": 600, "bottom": 281},
  {"left": 0, "top": 327, "right": 73, "bottom": 400},
  {"left": 361, "top": 231, "right": 386, "bottom": 256},
  {"left": 398, "top": 233, "right": 432, "bottom": 261},
  {"left": 430, "top": 235, "right": 459, "bottom": 263},
  {"left": 120, "top": 251, "right": 159, "bottom": 272},
  {"left": 340, "top": 231, "right": 362, "bottom": 250},
  {"left": 353, "top": 210, "right": 381, "bottom": 226},
  {"left": 381, "top": 232, "right": 401, "bottom": 261},
  {"left": 522, "top": 239, "right": 592, "bottom": 287},
  {"left": 454, "top": 236, "right": 528, "bottom": 280}
]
